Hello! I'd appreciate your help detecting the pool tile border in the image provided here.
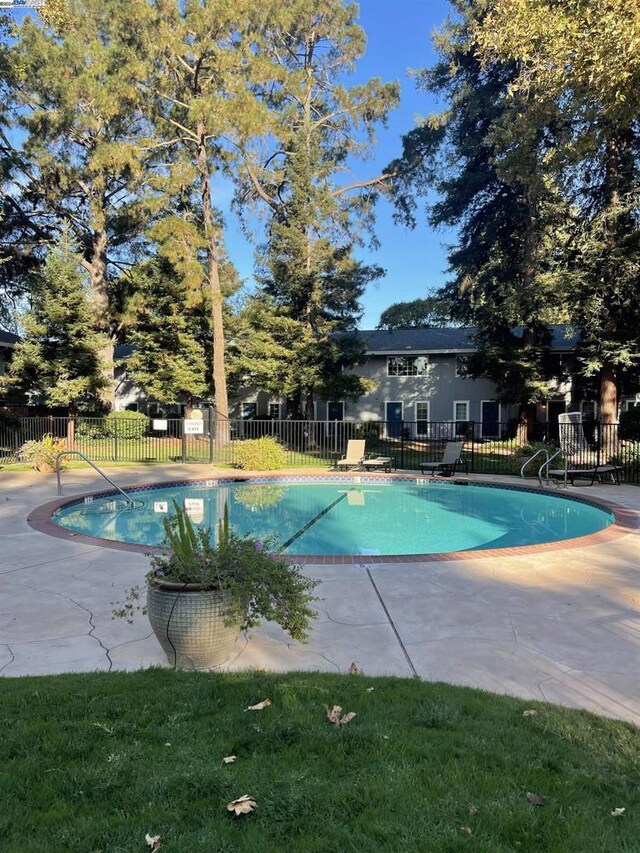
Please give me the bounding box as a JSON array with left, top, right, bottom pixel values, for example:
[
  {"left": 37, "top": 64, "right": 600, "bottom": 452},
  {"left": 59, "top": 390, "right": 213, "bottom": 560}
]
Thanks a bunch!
[{"left": 27, "top": 472, "right": 638, "bottom": 564}]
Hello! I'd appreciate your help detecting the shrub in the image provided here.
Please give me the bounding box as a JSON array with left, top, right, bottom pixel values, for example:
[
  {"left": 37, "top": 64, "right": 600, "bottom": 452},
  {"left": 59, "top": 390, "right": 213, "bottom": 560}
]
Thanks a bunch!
[
  {"left": 76, "top": 418, "right": 109, "bottom": 440},
  {"left": 19, "top": 433, "right": 66, "bottom": 471},
  {"left": 105, "top": 410, "right": 149, "bottom": 439},
  {"left": 233, "top": 435, "right": 286, "bottom": 470},
  {"left": 0, "top": 410, "right": 20, "bottom": 433}
]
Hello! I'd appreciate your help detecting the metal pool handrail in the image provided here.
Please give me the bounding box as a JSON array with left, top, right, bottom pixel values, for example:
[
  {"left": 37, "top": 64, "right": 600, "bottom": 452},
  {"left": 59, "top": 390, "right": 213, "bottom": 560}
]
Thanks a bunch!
[
  {"left": 55, "top": 451, "right": 134, "bottom": 504},
  {"left": 520, "top": 448, "right": 549, "bottom": 483},
  {"left": 538, "top": 449, "right": 563, "bottom": 486}
]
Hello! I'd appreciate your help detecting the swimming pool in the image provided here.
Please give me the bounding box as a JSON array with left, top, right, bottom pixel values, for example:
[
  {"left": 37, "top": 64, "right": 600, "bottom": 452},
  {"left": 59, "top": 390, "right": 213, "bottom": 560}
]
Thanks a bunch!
[{"left": 51, "top": 477, "right": 615, "bottom": 557}]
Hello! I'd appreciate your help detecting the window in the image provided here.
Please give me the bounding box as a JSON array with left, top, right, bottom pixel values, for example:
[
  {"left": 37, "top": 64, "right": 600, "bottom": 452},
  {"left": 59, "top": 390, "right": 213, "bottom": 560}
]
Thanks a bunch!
[
  {"left": 241, "top": 403, "right": 257, "bottom": 420},
  {"left": 580, "top": 401, "right": 597, "bottom": 420},
  {"left": 415, "top": 401, "right": 430, "bottom": 437},
  {"left": 268, "top": 402, "right": 281, "bottom": 420},
  {"left": 453, "top": 401, "right": 469, "bottom": 422},
  {"left": 455, "top": 355, "right": 471, "bottom": 377},
  {"left": 125, "top": 403, "right": 139, "bottom": 412},
  {"left": 387, "top": 355, "right": 429, "bottom": 376}
]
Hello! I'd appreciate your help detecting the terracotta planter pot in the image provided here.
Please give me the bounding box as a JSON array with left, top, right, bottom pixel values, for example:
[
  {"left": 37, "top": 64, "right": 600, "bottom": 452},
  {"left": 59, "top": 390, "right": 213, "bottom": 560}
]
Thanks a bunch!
[{"left": 146, "top": 581, "right": 239, "bottom": 669}]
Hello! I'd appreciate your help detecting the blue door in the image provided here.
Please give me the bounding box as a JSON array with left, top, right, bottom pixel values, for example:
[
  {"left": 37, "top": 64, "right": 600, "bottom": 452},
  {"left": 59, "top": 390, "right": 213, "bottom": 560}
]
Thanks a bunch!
[
  {"left": 386, "top": 402, "right": 403, "bottom": 438},
  {"left": 481, "top": 401, "right": 500, "bottom": 437}
]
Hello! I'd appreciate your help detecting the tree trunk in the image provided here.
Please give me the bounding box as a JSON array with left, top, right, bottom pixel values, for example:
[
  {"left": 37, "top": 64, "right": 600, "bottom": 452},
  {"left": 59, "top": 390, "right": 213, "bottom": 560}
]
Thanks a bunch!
[
  {"left": 516, "top": 403, "right": 536, "bottom": 443},
  {"left": 598, "top": 360, "right": 618, "bottom": 461},
  {"left": 195, "top": 120, "right": 229, "bottom": 445},
  {"left": 599, "top": 361, "right": 617, "bottom": 424},
  {"left": 66, "top": 399, "right": 75, "bottom": 449},
  {"left": 286, "top": 394, "right": 303, "bottom": 420},
  {"left": 86, "top": 228, "right": 115, "bottom": 409}
]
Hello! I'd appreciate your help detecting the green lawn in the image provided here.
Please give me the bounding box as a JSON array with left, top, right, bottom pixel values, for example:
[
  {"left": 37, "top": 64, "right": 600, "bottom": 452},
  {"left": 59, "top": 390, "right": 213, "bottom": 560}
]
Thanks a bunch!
[{"left": 1, "top": 670, "right": 637, "bottom": 852}]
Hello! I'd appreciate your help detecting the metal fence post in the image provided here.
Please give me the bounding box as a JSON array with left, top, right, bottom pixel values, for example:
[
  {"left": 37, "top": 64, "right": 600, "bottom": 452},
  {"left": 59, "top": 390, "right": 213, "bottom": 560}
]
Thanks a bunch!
[
  {"left": 209, "top": 405, "right": 214, "bottom": 464},
  {"left": 470, "top": 421, "right": 476, "bottom": 473},
  {"left": 113, "top": 416, "right": 119, "bottom": 462},
  {"left": 182, "top": 419, "right": 187, "bottom": 463}
]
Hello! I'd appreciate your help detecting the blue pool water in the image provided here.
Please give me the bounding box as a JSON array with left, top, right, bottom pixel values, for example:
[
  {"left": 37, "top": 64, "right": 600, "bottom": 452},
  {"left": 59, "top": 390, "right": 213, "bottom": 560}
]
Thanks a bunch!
[{"left": 52, "top": 479, "right": 614, "bottom": 556}]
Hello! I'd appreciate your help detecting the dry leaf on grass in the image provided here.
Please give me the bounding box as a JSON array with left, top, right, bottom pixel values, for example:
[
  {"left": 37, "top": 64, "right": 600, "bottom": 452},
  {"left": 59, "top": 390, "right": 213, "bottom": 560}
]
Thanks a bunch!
[
  {"left": 366, "top": 687, "right": 375, "bottom": 693},
  {"left": 460, "top": 826, "right": 472, "bottom": 835},
  {"left": 526, "top": 792, "right": 544, "bottom": 806},
  {"left": 347, "top": 662, "right": 363, "bottom": 675},
  {"left": 145, "top": 833, "right": 161, "bottom": 850},
  {"left": 469, "top": 805, "right": 478, "bottom": 816},
  {"left": 611, "top": 807, "right": 626, "bottom": 817},
  {"left": 324, "top": 704, "right": 356, "bottom": 726},
  {"left": 222, "top": 755, "right": 237, "bottom": 764},
  {"left": 227, "top": 795, "right": 257, "bottom": 816},
  {"left": 522, "top": 709, "right": 538, "bottom": 717},
  {"left": 244, "top": 699, "right": 272, "bottom": 711}
]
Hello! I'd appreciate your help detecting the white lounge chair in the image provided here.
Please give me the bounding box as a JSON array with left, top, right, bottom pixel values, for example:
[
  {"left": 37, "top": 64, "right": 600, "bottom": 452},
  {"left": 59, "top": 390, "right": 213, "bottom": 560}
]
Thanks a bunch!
[
  {"left": 335, "top": 439, "right": 366, "bottom": 470},
  {"left": 420, "top": 441, "right": 466, "bottom": 476}
]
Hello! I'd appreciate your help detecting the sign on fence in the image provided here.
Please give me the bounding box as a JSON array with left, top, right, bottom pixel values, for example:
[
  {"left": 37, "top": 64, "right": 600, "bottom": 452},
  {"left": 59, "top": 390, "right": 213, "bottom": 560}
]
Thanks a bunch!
[
  {"left": 152, "top": 419, "right": 168, "bottom": 431},
  {"left": 184, "top": 418, "right": 204, "bottom": 435}
]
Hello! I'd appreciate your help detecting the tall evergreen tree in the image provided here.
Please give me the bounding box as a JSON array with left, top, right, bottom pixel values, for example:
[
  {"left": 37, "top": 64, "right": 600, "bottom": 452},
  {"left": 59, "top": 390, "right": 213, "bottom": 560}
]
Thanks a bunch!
[
  {"left": 1, "top": 235, "right": 107, "bottom": 414},
  {"left": 0, "top": 14, "right": 42, "bottom": 330},
  {"left": 233, "top": 0, "right": 398, "bottom": 418},
  {"left": 128, "top": 0, "right": 281, "bottom": 432},
  {"left": 10, "top": 1, "right": 158, "bottom": 403},
  {"left": 474, "top": 0, "right": 640, "bottom": 422},
  {"left": 386, "top": 0, "right": 572, "bottom": 429},
  {"left": 121, "top": 257, "right": 211, "bottom": 406}
]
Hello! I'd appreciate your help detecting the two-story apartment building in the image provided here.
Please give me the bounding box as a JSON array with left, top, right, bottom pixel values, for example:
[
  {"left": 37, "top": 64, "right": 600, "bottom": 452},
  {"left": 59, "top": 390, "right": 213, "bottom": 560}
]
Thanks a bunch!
[{"left": 229, "top": 326, "right": 582, "bottom": 437}]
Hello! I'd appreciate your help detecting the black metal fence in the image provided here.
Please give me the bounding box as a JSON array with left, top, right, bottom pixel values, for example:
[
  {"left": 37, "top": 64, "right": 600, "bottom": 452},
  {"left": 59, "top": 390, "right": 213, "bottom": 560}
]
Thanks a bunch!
[{"left": 0, "top": 415, "right": 638, "bottom": 484}]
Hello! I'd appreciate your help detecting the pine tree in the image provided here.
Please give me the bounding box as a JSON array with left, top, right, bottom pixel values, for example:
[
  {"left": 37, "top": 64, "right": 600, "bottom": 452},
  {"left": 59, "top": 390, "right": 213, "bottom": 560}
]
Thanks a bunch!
[
  {"left": 233, "top": 0, "right": 398, "bottom": 418},
  {"left": 386, "top": 0, "right": 572, "bottom": 429},
  {"left": 1, "top": 235, "right": 107, "bottom": 415},
  {"left": 11, "top": 0, "right": 160, "bottom": 404},
  {"left": 121, "top": 257, "right": 211, "bottom": 406}
]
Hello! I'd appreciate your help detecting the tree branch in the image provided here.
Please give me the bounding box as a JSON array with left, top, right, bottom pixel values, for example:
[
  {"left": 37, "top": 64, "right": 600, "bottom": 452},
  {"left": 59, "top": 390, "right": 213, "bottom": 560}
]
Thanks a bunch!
[{"left": 331, "top": 171, "right": 396, "bottom": 197}]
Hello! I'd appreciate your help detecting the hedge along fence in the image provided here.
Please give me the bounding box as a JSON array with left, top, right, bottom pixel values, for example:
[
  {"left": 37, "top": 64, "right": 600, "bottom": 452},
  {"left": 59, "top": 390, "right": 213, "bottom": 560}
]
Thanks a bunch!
[{"left": 0, "top": 415, "right": 639, "bottom": 483}]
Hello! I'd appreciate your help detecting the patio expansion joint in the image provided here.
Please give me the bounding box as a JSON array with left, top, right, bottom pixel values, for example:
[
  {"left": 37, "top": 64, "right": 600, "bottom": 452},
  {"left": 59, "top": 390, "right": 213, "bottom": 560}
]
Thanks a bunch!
[
  {"left": 365, "top": 568, "right": 418, "bottom": 677},
  {"left": 16, "top": 582, "right": 114, "bottom": 672}
]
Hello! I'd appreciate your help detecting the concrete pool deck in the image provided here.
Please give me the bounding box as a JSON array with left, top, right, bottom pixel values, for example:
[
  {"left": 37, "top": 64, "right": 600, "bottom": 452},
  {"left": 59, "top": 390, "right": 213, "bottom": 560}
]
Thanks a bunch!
[{"left": 1, "top": 464, "right": 639, "bottom": 724}]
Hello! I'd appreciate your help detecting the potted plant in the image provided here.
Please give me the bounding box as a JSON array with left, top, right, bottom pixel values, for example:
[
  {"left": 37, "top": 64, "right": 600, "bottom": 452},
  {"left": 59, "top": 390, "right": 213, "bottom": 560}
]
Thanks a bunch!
[
  {"left": 19, "top": 433, "right": 66, "bottom": 472},
  {"left": 115, "top": 502, "right": 318, "bottom": 669}
]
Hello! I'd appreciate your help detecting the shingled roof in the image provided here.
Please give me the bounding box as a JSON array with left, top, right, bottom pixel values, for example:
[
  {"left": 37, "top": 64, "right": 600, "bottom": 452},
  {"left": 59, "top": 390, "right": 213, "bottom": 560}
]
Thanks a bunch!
[
  {"left": 0, "top": 329, "right": 19, "bottom": 346},
  {"left": 352, "top": 325, "right": 579, "bottom": 354}
]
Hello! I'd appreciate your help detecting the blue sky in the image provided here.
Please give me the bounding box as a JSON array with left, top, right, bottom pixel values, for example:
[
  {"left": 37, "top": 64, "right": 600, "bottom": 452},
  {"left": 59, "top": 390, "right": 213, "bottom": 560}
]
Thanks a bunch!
[{"left": 8, "top": 0, "right": 456, "bottom": 329}]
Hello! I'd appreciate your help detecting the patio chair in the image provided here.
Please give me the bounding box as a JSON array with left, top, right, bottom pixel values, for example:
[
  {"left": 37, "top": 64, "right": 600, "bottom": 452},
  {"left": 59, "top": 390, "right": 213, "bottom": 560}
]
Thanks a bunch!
[
  {"left": 335, "top": 439, "right": 366, "bottom": 470},
  {"left": 548, "top": 413, "right": 621, "bottom": 486},
  {"left": 420, "top": 441, "right": 467, "bottom": 476}
]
